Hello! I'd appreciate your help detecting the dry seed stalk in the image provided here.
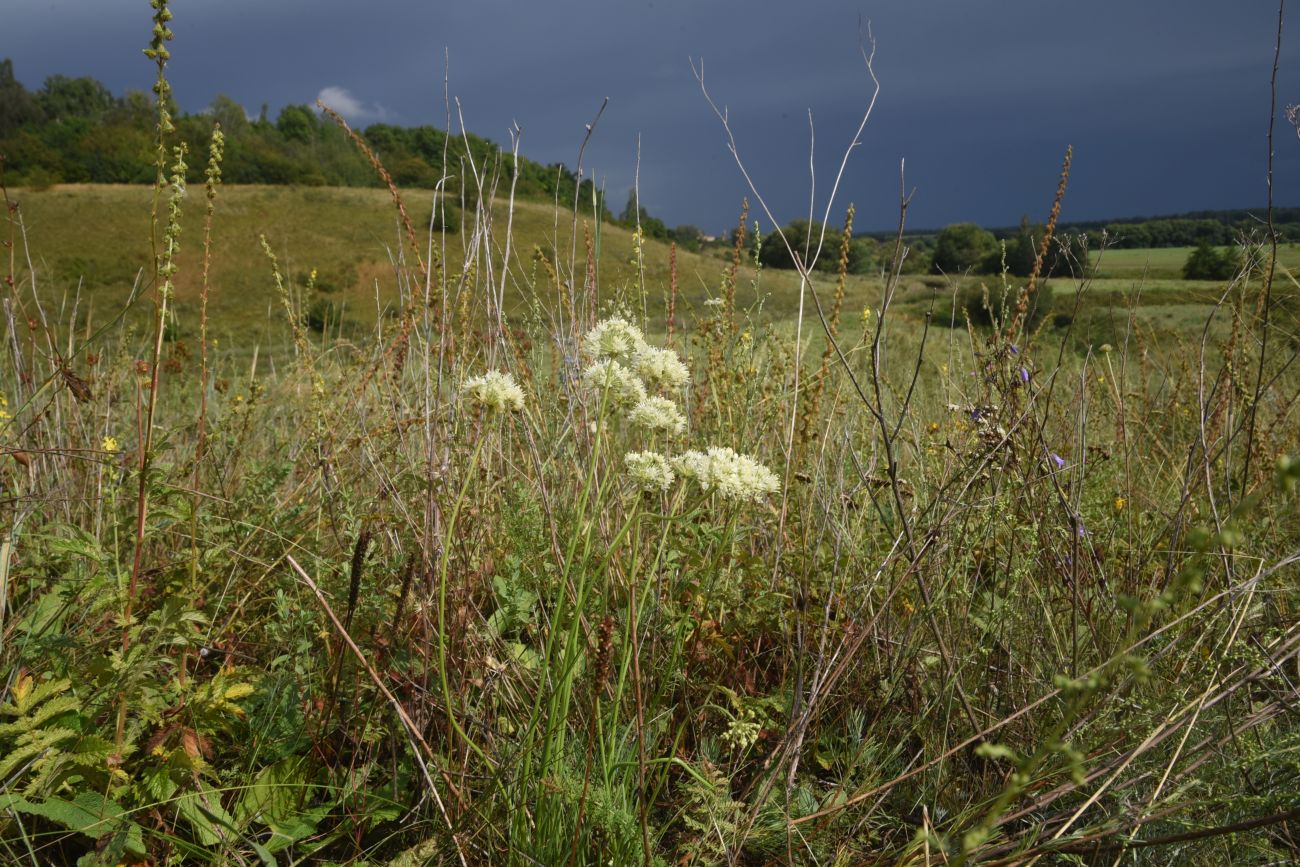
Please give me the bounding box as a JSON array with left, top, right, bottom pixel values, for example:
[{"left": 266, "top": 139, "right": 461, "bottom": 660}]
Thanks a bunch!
[
  {"left": 317, "top": 100, "right": 441, "bottom": 386},
  {"left": 799, "top": 205, "right": 854, "bottom": 445},
  {"left": 1007, "top": 146, "right": 1072, "bottom": 343},
  {"left": 724, "top": 198, "right": 748, "bottom": 335}
]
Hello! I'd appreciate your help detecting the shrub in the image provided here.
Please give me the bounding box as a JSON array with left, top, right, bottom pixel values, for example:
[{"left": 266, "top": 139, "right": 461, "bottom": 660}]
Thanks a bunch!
[
  {"left": 1182, "top": 240, "right": 1238, "bottom": 280},
  {"left": 932, "top": 222, "right": 997, "bottom": 274}
]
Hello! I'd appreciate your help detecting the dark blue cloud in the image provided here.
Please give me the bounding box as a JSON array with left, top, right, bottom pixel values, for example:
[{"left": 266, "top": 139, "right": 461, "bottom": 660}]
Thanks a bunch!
[{"left": 6, "top": 1, "right": 1297, "bottom": 233}]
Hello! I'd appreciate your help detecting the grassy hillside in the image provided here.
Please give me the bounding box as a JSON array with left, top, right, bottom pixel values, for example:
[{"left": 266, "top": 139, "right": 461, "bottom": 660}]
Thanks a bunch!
[{"left": 10, "top": 185, "right": 893, "bottom": 348}]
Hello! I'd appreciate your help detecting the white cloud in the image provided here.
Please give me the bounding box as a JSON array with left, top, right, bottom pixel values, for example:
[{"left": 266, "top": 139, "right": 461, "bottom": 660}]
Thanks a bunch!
[{"left": 315, "top": 86, "right": 389, "bottom": 124}]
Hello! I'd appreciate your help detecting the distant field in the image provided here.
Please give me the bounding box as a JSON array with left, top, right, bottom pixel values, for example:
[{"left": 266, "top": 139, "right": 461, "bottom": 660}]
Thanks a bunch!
[
  {"left": 9, "top": 186, "right": 1295, "bottom": 360},
  {"left": 1089, "top": 243, "right": 1300, "bottom": 280}
]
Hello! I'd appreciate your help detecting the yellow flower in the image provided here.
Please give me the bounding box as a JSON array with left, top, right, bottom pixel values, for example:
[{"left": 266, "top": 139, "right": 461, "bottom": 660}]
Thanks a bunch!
[
  {"left": 928, "top": 421, "right": 941, "bottom": 433},
  {"left": 1114, "top": 496, "right": 1127, "bottom": 511},
  {"left": 102, "top": 436, "right": 119, "bottom": 453}
]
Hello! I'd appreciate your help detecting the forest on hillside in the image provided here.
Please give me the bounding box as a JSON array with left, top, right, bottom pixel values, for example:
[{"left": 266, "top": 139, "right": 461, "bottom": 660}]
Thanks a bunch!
[{"left": 0, "top": 59, "right": 605, "bottom": 212}]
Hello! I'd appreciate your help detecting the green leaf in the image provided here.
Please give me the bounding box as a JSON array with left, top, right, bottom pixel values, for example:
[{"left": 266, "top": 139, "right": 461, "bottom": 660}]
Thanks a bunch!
[
  {"left": 0, "top": 792, "right": 145, "bottom": 855},
  {"left": 236, "top": 757, "right": 307, "bottom": 827},
  {"left": 176, "top": 782, "right": 237, "bottom": 847}
]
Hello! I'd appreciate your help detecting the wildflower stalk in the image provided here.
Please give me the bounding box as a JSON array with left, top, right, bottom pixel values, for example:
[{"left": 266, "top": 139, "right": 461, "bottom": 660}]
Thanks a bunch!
[
  {"left": 120, "top": 0, "right": 179, "bottom": 746},
  {"left": 190, "top": 123, "right": 223, "bottom": 592}
]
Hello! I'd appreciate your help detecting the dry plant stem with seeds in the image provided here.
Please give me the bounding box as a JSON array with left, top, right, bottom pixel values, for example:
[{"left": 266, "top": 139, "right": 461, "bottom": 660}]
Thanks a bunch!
[{"left": 0, "top": 3, "right": 1298, "bottom": 866}]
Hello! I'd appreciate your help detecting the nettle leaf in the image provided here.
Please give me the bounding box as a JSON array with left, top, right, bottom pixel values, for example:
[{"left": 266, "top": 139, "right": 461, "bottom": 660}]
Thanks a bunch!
[{"left": 45, "top": 527, "right": 110, "bottom": 566}]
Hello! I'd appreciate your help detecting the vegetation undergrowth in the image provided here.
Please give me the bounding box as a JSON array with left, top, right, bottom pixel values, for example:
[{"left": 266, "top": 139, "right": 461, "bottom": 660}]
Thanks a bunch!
[{"left": 1, "top": 4, "right": 1298, "bottom": 865}]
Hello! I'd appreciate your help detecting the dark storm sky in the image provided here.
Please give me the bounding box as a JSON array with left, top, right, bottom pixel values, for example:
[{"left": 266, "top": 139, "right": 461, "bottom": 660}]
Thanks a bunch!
[{"left": 6, "top": 1, "right": 1298, "bottom": 234}]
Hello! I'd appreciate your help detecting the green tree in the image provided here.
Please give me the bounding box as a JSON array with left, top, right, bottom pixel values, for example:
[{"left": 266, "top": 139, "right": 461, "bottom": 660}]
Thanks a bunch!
[
  {"left": 0, "top": 59, "right": 43, "bottom": 135},
  {"left": 206, "top": 95, "right": 250, "bottom": 138},
  {"left": 106, "top": 90, "right": 154, "bottom": 127},
  {"left": 846, "top": 237, "right": 877, "bottom": 274},
  {"left": 759, "top": 220, "right": 848, "bottom": 272},
  {"left": 932, "top": 223, "right": 997, "bottom": 274},
  {"left": 275, "top": 104, "right": 317, "bottom": 144},
  {"left": 36, "top": 74, "right": 113, "bottom": 122},
  {"left": 671, "top": 224, "right": 705, "bottom": 252},
  {"left": 1182, "top": 241, "right": 1237, "bottom": 280}
]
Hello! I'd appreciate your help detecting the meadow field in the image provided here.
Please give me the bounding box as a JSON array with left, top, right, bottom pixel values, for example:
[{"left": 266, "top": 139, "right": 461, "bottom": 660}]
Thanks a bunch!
[
  {"left": 2, "top": 15, "right": 1300, "bottom": 862},
  {"left": 1090, "top": 244, "right": 1300, "bottom": 281}
]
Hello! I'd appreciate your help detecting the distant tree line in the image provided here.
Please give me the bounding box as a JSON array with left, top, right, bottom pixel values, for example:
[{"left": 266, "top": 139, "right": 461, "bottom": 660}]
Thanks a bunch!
[
  {"left": 1049, "top": 208, "right": 1300, "bottom": 248},
  {"left": 0, "top": 59, "right": 608, "bottom": 218},
  {"left": 613, "top": 190, "right": 719, "bottom": 253},
  {"left": 928, "top": 219, "right": 1089, "bottom": 278}
]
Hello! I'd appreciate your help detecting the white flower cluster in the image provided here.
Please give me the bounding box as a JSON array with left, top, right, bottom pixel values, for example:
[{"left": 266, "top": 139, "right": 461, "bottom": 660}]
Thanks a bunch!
[
  {"left": 582, "top": 317, "right": 692, "bottom": 439},
  {"left": 632, "top": 345, "right": 690, "bottom": 390},
  {"left": 581, "top": 359, "right": 647, "bottom": 409},
  {"left": 628, "top": 395, "right": 687, "bottom": 436},
  {"left": 577, "top": 318, "right": 772, "bottom": 504},
  {"left": 461, "top": 370, "right": 525, "bottom": 413},
  {"left": 583, "top": 317, "right": 688, "bottom": 393},
  {"left": 624, "top": 451, "right": 675, "bottom": 492},
  {"left": 582, "top": 315, "right": 645, "bottom": 363},
  {"left": 673, "top": 447, "right": 780, "bottom": 503}
]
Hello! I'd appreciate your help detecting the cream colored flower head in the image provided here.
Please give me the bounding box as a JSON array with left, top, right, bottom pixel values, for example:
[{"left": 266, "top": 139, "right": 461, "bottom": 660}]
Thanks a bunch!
[
  {"left": 582, "top": 359, "right": 647, "bottom": 409},
  {"left": 624, "top": 451, "right": 675, "bottom": 493},
  {"left": 582, "top": 316, "right": 646, "bottom": 362},
  {"left": 674, "top": 446, "right": 780, "bottom": 503},
  {"left": 628, "top": 395, "right": 687, "bottom": 436},
  {"left": 671, "top": 450, "right": 710, "bottom": 482},
  {"left": 633, "top": 344, "right": 689, "bottom": 390},
  {"left": 462, "top": 370, "right": 525, "bottom": 413}
]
